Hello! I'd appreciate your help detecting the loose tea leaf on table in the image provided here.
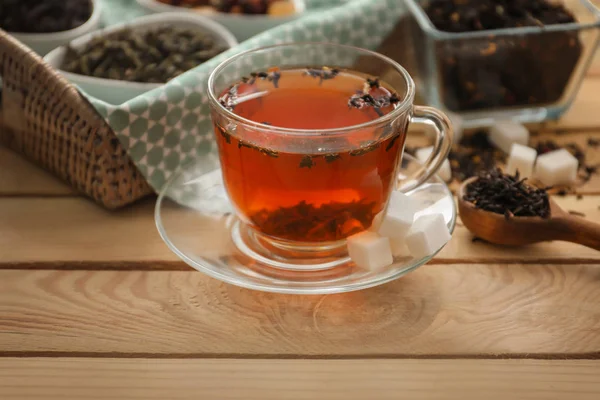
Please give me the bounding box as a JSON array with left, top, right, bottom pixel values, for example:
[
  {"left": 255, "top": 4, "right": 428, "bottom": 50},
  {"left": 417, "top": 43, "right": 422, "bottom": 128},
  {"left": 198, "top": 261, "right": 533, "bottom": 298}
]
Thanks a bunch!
[
  {"left": 62, "top": 26, "right": 227, "bottom": 83},
  {"left": 0, "top": 0, "right": 93, "bottom": 33},
  {"left": 449, "top": 131, "right": 507, "bottom": 182},
  {"left": 464, "top": 169, "right": 551, "bottom": 220}
]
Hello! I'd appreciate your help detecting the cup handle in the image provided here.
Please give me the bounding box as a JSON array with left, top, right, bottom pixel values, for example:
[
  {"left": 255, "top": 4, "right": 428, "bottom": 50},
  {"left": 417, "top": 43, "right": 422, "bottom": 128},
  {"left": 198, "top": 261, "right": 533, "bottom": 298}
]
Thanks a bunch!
[{"left": 397, "top": 105, "right": 453, "bottom": 193}]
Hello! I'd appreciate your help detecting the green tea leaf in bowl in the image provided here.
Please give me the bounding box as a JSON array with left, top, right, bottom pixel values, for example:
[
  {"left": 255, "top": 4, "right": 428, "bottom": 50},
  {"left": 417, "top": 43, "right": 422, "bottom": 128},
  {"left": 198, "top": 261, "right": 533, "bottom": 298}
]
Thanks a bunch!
[{"left": 62, "top": 25, "right": 227, "bottom": 83}]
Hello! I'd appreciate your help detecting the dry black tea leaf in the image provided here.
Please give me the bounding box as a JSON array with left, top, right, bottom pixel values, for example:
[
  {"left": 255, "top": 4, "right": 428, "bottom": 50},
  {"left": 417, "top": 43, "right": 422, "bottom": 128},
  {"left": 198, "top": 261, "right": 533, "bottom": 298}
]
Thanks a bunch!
[
  {"left": 304, "top": 67, "right": 340, "bottom": 85},
  {"left": 0, "top": 0, "right": 93, "bottom": 33},
  {"left": 249, "top": 199, "right": 377, "bottom": 242},
  {"left": 464, "top": 168, "right": 551, "bottom": 219},
  {"left": 424, "top": 0, "right": 581, "bottom": 112}
]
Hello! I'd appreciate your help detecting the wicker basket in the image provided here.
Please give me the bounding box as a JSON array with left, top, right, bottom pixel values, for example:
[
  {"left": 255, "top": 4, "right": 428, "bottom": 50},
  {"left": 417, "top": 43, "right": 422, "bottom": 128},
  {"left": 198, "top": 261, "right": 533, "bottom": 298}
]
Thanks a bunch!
[{"left": 0, "top": 29, "right": 153, "bottom": 209}]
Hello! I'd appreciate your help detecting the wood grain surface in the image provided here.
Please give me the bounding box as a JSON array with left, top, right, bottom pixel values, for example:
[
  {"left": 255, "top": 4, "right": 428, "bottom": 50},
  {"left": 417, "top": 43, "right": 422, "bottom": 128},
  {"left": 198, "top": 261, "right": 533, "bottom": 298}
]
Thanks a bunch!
[
  {"left": 0, "top": 147, "right": 73, "bottom": 196},
  {"left": 0, "top": 196, "right": 598, "bottom": 267},
  {"left": 1, "top": 358, "right": 600, "bottom": 400},
  {"left": 1, "top": 263, "right": 599, "bottom": 356}
]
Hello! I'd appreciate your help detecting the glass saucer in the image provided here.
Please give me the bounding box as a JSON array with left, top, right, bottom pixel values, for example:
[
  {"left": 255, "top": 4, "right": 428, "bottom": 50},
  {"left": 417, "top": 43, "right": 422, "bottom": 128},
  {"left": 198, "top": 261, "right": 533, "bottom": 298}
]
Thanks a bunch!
[{"left": 155, "top": 154, "right": 456, "bottom": 294}]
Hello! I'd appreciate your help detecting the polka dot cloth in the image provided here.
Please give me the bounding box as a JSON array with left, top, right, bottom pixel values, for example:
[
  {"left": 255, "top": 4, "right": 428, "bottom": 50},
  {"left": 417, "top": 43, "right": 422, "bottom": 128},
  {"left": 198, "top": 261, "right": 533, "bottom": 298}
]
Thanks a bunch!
[{"left": 90, "top": 0, "right": 407, "bottom": 192}]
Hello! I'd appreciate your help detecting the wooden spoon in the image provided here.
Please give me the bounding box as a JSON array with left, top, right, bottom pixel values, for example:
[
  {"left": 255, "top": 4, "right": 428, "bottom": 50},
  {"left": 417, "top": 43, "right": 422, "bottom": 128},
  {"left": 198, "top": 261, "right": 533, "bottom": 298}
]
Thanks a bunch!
[{"left": 458, "top": 177, "right": 600, "bottom": 251}]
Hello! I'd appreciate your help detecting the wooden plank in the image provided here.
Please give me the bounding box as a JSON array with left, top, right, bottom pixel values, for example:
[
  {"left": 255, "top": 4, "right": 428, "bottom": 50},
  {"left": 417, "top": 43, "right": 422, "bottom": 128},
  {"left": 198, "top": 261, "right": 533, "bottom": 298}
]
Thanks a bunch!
[
  {"left": 0, "top": 198, "right": 173, "bottom": 264},
  {"left": 0, "top": 146, "right": 73, "bottom": 196},
  {"left": 1, "top": 264, "right": 599, "bottom": 356},
  {"left": 1, "top": 358, "right": 600, "bottom": 400},
  {"left": 1, "top": 196, "right": 598, "bottom": 267}
]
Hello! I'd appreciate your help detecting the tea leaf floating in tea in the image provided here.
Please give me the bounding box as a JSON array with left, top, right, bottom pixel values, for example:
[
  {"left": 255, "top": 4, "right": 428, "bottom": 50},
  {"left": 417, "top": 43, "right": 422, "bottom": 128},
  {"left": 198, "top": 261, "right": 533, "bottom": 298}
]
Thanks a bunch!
[
  {"left": 236, "top": 138, "right": 279, "bottom": 158},
  {"left": 350, "top": 141, "right": 379, "bottom": 157},
  {"left": 304, "top": 67, "right": 340, "bottom": 85},
  {"left": 62, "top": 25, "right": 227, "bottom": 83},
  {"left": 219, "top": 128, "right": 232, "bottom": 144},
  {"left": 0, "top": 0, "right": 93, "bottom": 33},
  {"left": 463, "top": 169, "right": 551, "bottom": 220},
  {"left": 247, "top": 68, "right": 281, "bottom": 87},
  {"left": 299, "top": 155, "right": 315, "bottom": 169},
  {"left": 348, "top": 76, "right": 400, "bottom": 117},
  {"left": 324, "top": 153, "right": 341, "bottom": 163},
  {"left": 250, "top": 200, "right": 378, "bottom": 242}
]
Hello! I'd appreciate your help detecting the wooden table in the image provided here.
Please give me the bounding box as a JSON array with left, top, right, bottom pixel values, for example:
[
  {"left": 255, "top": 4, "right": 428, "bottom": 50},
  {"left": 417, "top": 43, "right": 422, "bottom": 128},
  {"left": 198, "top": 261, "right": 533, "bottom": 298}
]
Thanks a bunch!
[{"left": 1, "top": 67, "right": 600, "bottom": 400}]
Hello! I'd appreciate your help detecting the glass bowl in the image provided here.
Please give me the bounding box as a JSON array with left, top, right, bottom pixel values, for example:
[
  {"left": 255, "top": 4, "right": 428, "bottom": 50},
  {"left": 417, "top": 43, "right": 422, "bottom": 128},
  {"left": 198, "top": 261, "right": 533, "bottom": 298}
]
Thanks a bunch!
[{"left": 403, "top": 0, "right": 600, "bottom": 127}]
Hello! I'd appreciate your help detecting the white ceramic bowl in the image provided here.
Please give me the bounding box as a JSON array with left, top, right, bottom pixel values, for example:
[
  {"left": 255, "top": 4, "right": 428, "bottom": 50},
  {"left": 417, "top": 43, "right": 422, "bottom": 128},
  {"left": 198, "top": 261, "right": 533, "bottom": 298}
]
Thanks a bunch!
[
  {"left": 9, "top": 0, "right": 101, "bottom": 56},
  {"left": 136, "top": 0, "right": 306, "bottom": 41},
  {"left": 44, "top": 12, "right": 238, "bottom": 105}
]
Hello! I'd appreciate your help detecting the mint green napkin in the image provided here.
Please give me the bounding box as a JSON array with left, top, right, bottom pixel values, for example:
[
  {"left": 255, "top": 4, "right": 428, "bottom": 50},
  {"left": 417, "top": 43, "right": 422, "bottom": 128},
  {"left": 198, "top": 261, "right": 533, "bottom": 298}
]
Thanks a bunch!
[{"left": 89, "top": 0, "right": 406, "bottom": 191}]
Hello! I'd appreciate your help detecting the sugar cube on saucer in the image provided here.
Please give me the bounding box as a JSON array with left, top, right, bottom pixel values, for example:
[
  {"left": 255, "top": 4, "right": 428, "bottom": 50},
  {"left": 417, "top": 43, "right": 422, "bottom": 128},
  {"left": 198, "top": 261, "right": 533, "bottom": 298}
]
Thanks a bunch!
[
  {"left": 378, "top": 191, "right": 418, "bottom": 239},
  {"left": 534, "top": 149, "right": 578, "bottom": 186},
  {"left": 506, "top": 143, "right": 537, "bottom": 177},
  {"left": 415, "top": 146, "right": 452, "bottom": 182},
  {"left": 489, "top": 121, "right": 529, "bottom": 153},
  {"left": 389, "top": 237, "right": 411, "bottom": 257},
  {"left": 347, "top": 231, "right": 394, "bottom": 271},
  {"left": 405, "top": 214, "right": 451, "bottom": 259}
]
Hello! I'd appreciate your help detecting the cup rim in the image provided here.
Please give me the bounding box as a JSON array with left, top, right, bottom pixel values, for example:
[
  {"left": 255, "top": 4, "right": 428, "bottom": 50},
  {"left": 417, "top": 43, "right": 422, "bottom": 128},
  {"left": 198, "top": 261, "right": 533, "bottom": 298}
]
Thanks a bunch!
[{"left": 207, "top": 42, "right": 415, "bottom": 136}]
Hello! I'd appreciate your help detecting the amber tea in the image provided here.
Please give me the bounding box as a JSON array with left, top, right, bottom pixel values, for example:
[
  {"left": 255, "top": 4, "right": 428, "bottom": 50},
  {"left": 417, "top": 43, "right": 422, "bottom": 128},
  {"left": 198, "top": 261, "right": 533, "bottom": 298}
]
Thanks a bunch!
[{"left": 214, "top": 67, "right": 406, "bottom": 243}]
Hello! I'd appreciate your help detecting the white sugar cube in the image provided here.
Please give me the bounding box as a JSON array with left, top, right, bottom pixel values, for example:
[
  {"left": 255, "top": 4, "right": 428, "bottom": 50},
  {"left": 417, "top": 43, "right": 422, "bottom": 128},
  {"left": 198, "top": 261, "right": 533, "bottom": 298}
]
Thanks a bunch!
[
  {"left": 405, "top": 214, "right": 451, "bottom": 259},
  {"left": 378, "top": 191, "right": 419, "bottom": 239},
  {"left": 534, "top": 149, "right": 578, "bottom": 186},
  {"left": 347, "top": 231, "right": 393, "bottom": 271},
  {"left": 389, "top": 237, "right": 411, "bottom": 257},
  {"left": 489, "top": 121, "right": 529, "bottom": 153},
  {"left": 370, "top": 211, "right": 384, "bottom": 231},
  {"left": 415, "top": 147, "right": 452, "bottom": 182},
  {"left": 506, "top": 143, "right": 537, "bottom": 177}
]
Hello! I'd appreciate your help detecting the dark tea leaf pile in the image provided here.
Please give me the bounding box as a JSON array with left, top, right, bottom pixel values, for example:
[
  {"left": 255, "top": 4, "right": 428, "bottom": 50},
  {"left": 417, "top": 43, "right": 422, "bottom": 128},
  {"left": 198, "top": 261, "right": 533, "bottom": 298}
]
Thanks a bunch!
[
  {"left": 250, "top": 200, "right": 377, "bottom": 242},
  {"left": 62, "top": 26, "right": 226, "bottom": 83},
  {"left": 0, "top": 0, "right": 93, "bottom": 33},
  {"left": 425, "top": 0, "right": 577, "bottom": 32},
  {"left": 464, "top": 169, "right": 550, "bottom": 220},
  {"left": 450, "top": 131, "right": 507, "bottom": 182},
  {"left": 424, "top": 0, "right": 581, "bottom": 112}
]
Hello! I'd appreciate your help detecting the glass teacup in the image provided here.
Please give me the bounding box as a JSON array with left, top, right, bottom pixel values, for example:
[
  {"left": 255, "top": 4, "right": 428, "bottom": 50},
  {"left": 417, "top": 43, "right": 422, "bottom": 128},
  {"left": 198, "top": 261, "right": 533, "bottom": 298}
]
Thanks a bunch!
[{"left": 208, "top": 43, "right": 452, "bottom": 268}]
